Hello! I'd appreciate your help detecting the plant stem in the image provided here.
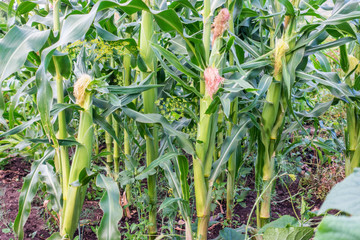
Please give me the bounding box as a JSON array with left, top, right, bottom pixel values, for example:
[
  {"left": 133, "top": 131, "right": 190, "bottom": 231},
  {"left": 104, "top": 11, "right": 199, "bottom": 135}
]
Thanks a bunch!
[
  {"left": 203, "top": 0, "right": 211, "bottom": 64},
  {"left": 105, "top": 115, "right": 113, "bottom": 164},
  {"left": 124, "top": 20, "right": 133, "bottom": 203},
  {"left": 54, "top": 59, "right": 70, "bottom": 201},
  {"left": 140, "top": 2, "right": 158, "bottom": 238},
  {"left": 113, "top": 114, "right": 119, "bottom": 177},
  {"left": 61, "top": 93, "right": 93, "bottom": 239},
  {"left": 52, "top": 0, "right": 70, "bottom": 204},
  {"left": 226, "top": 0, "right": 238, "bottom": 222}
]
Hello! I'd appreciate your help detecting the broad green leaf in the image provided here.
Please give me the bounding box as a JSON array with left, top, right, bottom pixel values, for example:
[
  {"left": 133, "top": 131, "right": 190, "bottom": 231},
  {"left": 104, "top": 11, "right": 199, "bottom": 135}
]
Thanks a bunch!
[
  {"left": 47, "top": 232, "right": 62, "bottom": 240},
  {"left": 0, "top": 116, "right": 41, "bottom": 138},
  {"left": 151, "top": 43, "right": 199, "bottom": 79},
  {"left": 230, "top": 32, "right": 260, "bottom": 58},
  {"left": 339, "top": 45, "right": 349, "bottom": 73},
  {"left": 152, "top": 9, "right": 183, "bottom": 33},
  {"left": 210, "top": 120, "right": 252, "bottom": 183},
  {"left": 305, "top": 38, "right": 355, "bottom": 56},
  {"left": 318, "top": 169, "right": 360, "bottom": 215},
  {"left": 14, "top": 149, "right": 55, "bottom": 240},
  {"left": 0, "top": 26, "right": 50, "bottom": 81},
  {"left": 315, "top": 216, "right": 360, "bottom": 240},
  {"left": 296, "top": 101, "right": 333, "bottom": 118},
  {"left": 0, "top": 1, "right": 8, "bottom": 12},
  {"left": 178, "top": 155, "right": 190, "bottom": 201},
  {"left": 96, "top": 174, "right": 122, "bottom": 240},
  {"left": 48, "top": 53, "right": 72, "bottom": 79},
  {"left": 39, "top": 163, "right": 61, "bottom": 212},
  {"left": 160, "top": 159, "right": 183, "bottom": 202},
  {"left": 135, "top": 152, "right": 178, "bottom": 180},
  {"left": 16, "top": 1, "right": 37, "bottom": 15},
  {"left": 0, "top": 103, "right": 82, "bottom": 138},
  {"left": 9, "top": 77, "right": 35, "bottom": 128},
  {"left": 263, "top": 227, "right": 313, "bottom": 240},
  {"left": 159, "top": 197, "right": 183, "bottom": 212},
  {"left": 297, "top": 71, "right": 357, "bottom": 101},
  {"left": 219, "top": 227, "right": 245, "bottom": 240},
  {"left": 152, "top": 46, "right": 201, "bottom": 97},
  {"left": 259, "top": 216, "right": 298, "bottom": 234},
  {"left": 314, "top": 52, "right": 331, "bottom": 72},
  {"left": 93, "top": 112, "right": 121, "bottom": 145},
  {"left": 211, "top": 0, "right": 226, "bottom": 13},
  {"left": 323, "top": 11, "right": 360, "bottom": 25},
  {"left": 122, "top": 107, "right": 195, "bottom": 155},
  {"left": 107, "top": 84, "right": 163, "bottom": 94},
  {"left": 278, "top": 0, "right": 295, "bottom": 15},
  {"left": 169, "top": 0, "right": 199, "bottom": 16}
]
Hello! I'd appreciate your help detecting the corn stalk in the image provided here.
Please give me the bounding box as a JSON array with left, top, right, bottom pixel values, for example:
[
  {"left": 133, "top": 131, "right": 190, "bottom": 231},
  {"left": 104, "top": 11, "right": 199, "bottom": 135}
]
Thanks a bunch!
[
  {"left": 256, "top": 0, "right": 299, "bottom": 227},
  {"left": 52, "top": 0, "right": 70, "bottom": 207},
  {"left": 345, "top": 46, "right": 360, "bottom": 175},
  {"left": 140, "top": 1, "right": 158, "bottom": 238},
  {"left": 225, "top": 0, "right": 238, "bottom": 223},
  {"left": 122, "top": 14, "right": 135, "bottom": 210},
  {"left": 61, "top": 75, "right": 94, "bottom": 238}
]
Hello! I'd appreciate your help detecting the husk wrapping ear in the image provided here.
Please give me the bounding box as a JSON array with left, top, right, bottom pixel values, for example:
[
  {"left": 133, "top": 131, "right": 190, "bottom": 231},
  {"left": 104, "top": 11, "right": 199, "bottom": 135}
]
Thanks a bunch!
[
  {"left": 74, "top": 74, "right": 92, "bottom": 108},
  {"left": 273, "top": 39, "right": 289, "bottom": 78},
  {"left": 348, "top": 55, "right": 360, "bottom": 74}
]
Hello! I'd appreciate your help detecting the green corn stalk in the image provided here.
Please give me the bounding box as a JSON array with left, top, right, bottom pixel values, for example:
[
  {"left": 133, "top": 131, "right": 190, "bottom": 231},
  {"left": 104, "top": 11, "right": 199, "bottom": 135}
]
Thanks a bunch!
[
  {"left": 110, "top": 57, "right": 120, "bottom": 176},
  {"left": 123, "top": 32, "right": 132, "bottom": 203},
  {"left": 203, "top": 0, "right": 211, "bottom": 64},
  {"left": 257, "top": 0, "right": 298, "bottom": 226},
  {"left": 105, "top": 115, "right": 113, "bottom": 164},
  {"left": 53, "top": 0, "right": 70, "bottom": 208},
  {"left": 140, "top": 2, "right": 158, "bottom": 238},
  {"left": 225, "top": 0, "right": 238, "bottom": 222},
  {"left": 194, "top": 3, "right": 231, "bottom": 238},
  {"left": 113, "top": 114, "right": 120, "bottom": 176},
  {"left": 193, "top": 2, "right": 212, "bottom": 238},
  {"left": 61, "top": 75, "right": 94, "bottom": 238},
  {"left": 345, "top": 47, "right": 360, "bottom": 175}
]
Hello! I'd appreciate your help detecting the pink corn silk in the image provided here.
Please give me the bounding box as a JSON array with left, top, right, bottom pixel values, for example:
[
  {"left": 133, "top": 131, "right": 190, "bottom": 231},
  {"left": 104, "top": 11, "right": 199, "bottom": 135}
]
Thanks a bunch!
[
  {"left": 212, "top": 8, "right": 230, "bottom": 45},
  {"left": 204, "top": 67, "right": 224, "bottom": 99}
]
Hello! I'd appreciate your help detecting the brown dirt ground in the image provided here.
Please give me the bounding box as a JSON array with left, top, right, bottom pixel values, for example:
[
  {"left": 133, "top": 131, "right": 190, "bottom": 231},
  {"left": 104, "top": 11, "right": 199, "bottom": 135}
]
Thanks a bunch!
[{"left": 0, "top": 157, "right": 324, "bottom": 239}]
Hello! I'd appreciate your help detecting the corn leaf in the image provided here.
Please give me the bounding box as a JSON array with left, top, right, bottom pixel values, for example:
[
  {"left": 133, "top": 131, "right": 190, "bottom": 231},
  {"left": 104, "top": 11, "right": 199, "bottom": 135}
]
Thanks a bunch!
[
  {"left": 210, "top": 120, "right": 252, "bottom": 184},
  {"left": 14, "top": 149, "right": 55, "bottom": 240},
  {"left": 96, "top": 174, "right": 123, "bottom": 240},
  {"left": 263, "top": 227, "right": 313, "bottom": 240},
  {"left": 39, "top": 163, "right": 62, "bottom": 212},
  {"left": 318, "top": 169, "right": 360, "bottom": 215},
  {"left": 135, "top": 152, "right": 178, "bottom": 180},
  {"left": 122, "top": 107, "right": 195, "bottom": 155},
  {"left": 0, "top": 26, "right": 49, "bottom": 81},
  {"left": 315, "top": 216, "right": 360, "bottom": 240}
]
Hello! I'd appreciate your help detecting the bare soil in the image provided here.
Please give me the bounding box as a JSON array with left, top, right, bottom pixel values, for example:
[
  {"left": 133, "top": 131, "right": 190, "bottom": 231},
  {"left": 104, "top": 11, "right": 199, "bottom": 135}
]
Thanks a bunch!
[{"left": 0, "top": 157, "right": 323, "bottom": 239}]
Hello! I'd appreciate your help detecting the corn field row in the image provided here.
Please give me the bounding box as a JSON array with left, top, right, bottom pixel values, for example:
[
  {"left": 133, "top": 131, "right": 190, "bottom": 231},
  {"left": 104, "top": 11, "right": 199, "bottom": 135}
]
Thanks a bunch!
[{"left": 0, "top": 0, "right": 360, "bottom": 239}]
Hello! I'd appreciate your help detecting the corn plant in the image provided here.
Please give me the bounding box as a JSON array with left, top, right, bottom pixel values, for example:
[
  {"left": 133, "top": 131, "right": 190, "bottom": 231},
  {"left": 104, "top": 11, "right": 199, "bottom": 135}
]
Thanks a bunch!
[
  {"left": 150, "top": 3, "right": 253, "bottom": 238},
  {"left": 340, "top": 45, "right": 360, "bottom": 175},
  {"left": 231, "top": 0, "right": 360, "bottom": 227},
  {"left": 1, "top": 0, "right": 360, "bottom": 240},
  {"left": 0, "top": 1, "right": 169, "bottom": 239}
]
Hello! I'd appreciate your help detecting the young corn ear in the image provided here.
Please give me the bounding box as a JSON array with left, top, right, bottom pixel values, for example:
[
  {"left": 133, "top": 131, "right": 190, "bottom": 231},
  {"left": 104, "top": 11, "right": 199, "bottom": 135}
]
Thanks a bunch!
[
  {"left": 345, "top": 54, "right": 360, "bottom": 175},
  {"left": 257, "top": 16, "right": 294, "bottom": 226},
  {"left": 61, "top": 74, "right": 94, "bottom": 238}
]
